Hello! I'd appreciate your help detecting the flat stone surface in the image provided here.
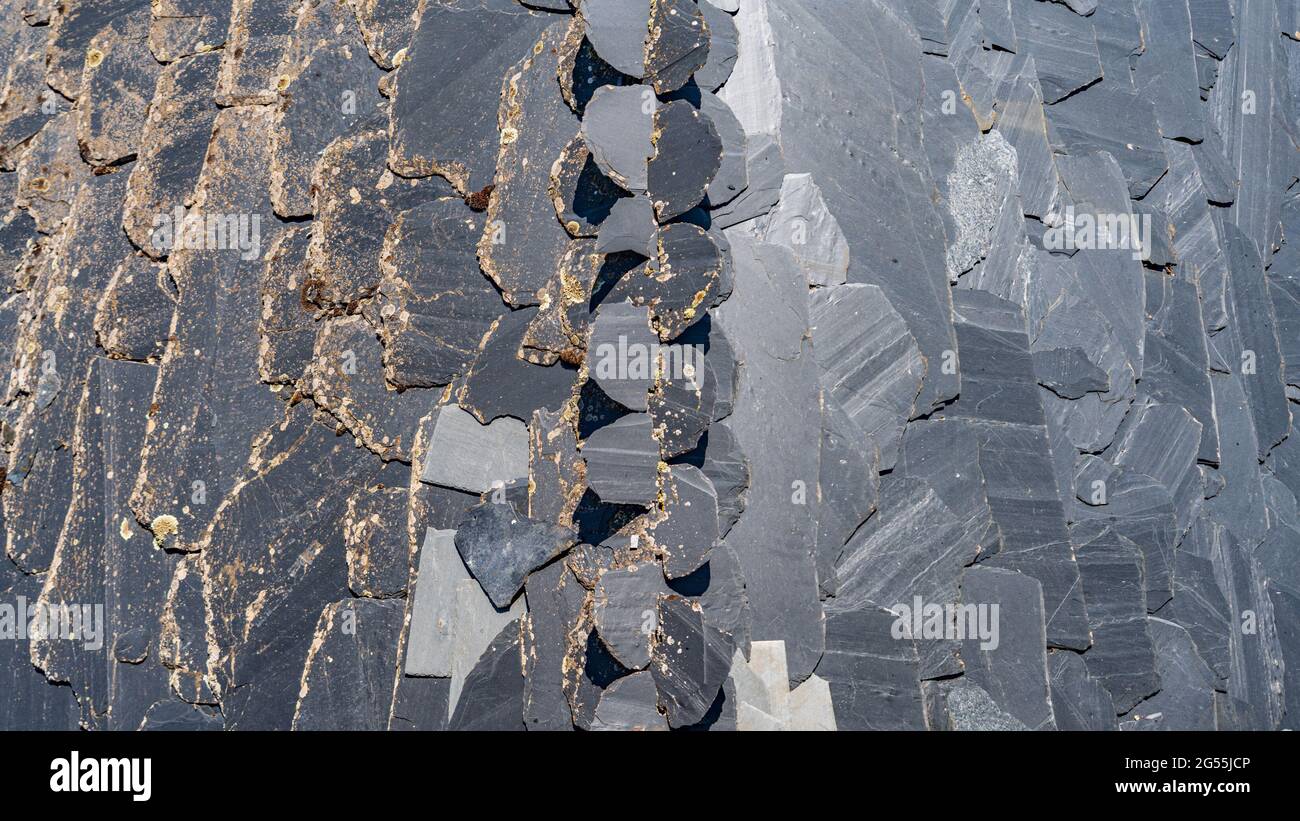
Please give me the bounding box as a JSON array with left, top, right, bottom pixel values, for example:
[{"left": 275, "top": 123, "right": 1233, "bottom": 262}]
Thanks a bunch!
[{"left": 421, "top": 405, "right": 529, "bottom": 495}]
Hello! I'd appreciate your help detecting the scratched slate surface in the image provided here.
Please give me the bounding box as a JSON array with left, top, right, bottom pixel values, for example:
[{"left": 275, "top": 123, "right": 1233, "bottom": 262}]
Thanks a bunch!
[{"left": 0, "top": 0, "right": 1296, "bottom": 732}]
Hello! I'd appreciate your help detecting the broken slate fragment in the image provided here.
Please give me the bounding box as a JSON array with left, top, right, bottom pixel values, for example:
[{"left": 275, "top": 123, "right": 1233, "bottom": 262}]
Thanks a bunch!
[
  {"left": 448, "top": 618, "right": 526, "bottom": 731},
  {"left": 959, "top": 565, "right": 1056, "bottom": 730},
  {"left": 645, "top": 0, "right": 710, "bottom": 94},
  {"left": 454, "top": 500, "right": 577, "bottom": 609},
  {"left": 649, "top": 464, "right": 719, "bottom": 579},
  {"left": 648, "top": 100, "right": 723, "bottom": 221},
  {"left": 1033, "top": 347, "right": 1110, "bottom": 399},
  {"left": 582, "top": 84, "right": 654, "bottom": 192},
  {"left": 761, "top": 174, "right": 849, "bottom": 287},
  {"left": 596, "top": 196, "right": 659, "bottom": 257},
  {"left": 651, "top": 594, "right": 733, "bottom": 728},
  {"left": 594, "top": 561, "right": 671, "bottom": 669},
  {"left": 388, "top": 0, "right": 549, "bottom": 191},
  {"left": 292, "top": 598, "right": 403, "bottom": 730},
  {"left": 477, "top": 21, "right": 579, "bottom": 307},
  {"left": 1048, "top": 651, "right": 1118, "bottom": 731},
  {"left": 456, "top": 308, "right": 578, "bottom": 424},
  {"left": 694, "top": 0, "right": 737, "bottom": 92},
  {"left": 420, "top": 404, "right": 529, "bottom": 495},
  {"left": 583, "top": 413, "right": 661, "bottom": 505},
  {"left": 578, "top": 0, "right": 651, "bottom": 79},
  {"left": 810, "top": 284, "right": 924, "bottom": 471},
  {"left": 377, "top": 197, "right": 502, "bottom": 390},
  {"left": 816, "top": 603, "right": 926, "bottom": 731},
  {"left": 592, "top": 670, "right": 668, "bottom": 730},
  {"left": 589, "top": 300, "right": 658, "bottom": 410}
]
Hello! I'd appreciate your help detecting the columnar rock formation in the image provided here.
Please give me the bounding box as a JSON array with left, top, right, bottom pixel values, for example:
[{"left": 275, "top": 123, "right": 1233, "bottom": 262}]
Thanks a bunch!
[{"left": 0, "top": 0, "right": 1296, "bottom": 731}]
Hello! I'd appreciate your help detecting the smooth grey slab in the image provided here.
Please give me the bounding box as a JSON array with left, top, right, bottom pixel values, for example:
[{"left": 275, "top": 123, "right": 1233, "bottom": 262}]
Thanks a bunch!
[
  {"left": 582, "top": 84, "right": 654, "bottom": 192},
  {"left": 959, "top": 565, "right": 1056, "bottom": 730},
  {"left": 582, "top": 413, "right": 660, "bottom": 505},
  {"left": 421, "top": 405, "right": 529, "bottom": 494}
]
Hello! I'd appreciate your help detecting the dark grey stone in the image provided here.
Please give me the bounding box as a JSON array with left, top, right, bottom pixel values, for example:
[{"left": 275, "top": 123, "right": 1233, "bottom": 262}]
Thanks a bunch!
[{"left": 454, "top": 500, "right": 578, "bottom": 608}]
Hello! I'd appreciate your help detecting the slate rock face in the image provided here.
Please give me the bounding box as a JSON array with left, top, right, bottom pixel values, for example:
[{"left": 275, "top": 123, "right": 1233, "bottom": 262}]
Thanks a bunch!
[{"left": 1, "top": 0, "right": 1295, "bottom": 735}]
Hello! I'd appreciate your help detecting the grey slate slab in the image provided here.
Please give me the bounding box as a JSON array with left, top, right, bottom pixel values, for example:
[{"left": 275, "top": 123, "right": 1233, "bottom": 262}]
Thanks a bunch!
[
  {"left": 831, "top": 475, "right": 977, "bottom": 631},
  {"left": 522, "top": 558, "right": 585, "bottom": 730},
  {"left": 1219, "top": 222, "right": 1291, "bottom": 457},
  {"left": 582, "top": 412, "right": 660, "bottom": 505},
  {"left": 592, "top": 670, "right": 669, "bottom": 730},
  {"left": 1208, "top": 0, "right": 1291, "bottom": 267},
  {"left": 456, "top": 308, "right": 579, "bottom": 423},
  {"left": 594, "top": 561, "right": 670, "bottom": 669},
  {"left": 578, "top": 0, "right": 650, "bottom": 79},
  {"left": 815, "top": 396, "right": 879, "bottom": 598},
  {"left": 1007, "top": 0, "right": 1103, "bottom": 103},
  {"left": 582, "top": 84, "right": 654, "bottom": 193},
  {"left": 269, "top": 0, "right": 382, "bottom": 217},
  {"left": 421, "top": 404, "right": 530, "bottom": 494},
  {"left": 118, "top": 49, "right": 218, "bottom": 253},
  {"left": 596, "top": 196, "right": 658, "bottom": 257},
  {"left": 761, "top": 174, "right": 848, "bottom": 287},
  {"left": 477, "top": 21, "right": 581, "bottom": 308},
  {"left": 1048, "top": 651, "right": 1118, "bottom": 731},
  {"left": 405, "top": 528, "right": 467, "bottom": 677},
  {"left": 993, "top": 62, "right": 1061, "bottom": 221},
  {"left": 712, "top": 238, "right": 824, "bottom": 686},
  {"left": 707, "top": 132, "right": 784, "bottom": 229},
  {"left": 815, "top": 603, "right": 926, "bottom": 730},
  {"left": 1122, "top": 617, "right": 1218, "bottom": 730},
  {"left": 448, "top": 618, "right": 526, "bottom": 730},
  {"left": 695, "top": 0, "right": 738, "bottom": 91},
  {"left": 377, "top": 197, "right": 504, "bottom": 389},
  {"left": 1112, "top": 402, "right": 1205, "bottom": 536},
  {"left": 645, "top": 0, "right": 711, "bottom": 94},
  {"left": 1033, "top": 347, "right": 1110, "bottom": 399},
  {"left": 589, "top": 301, "right": 657, "bottom": 410},
  {"left": 1048, "top": 86, "right": 1169, "bottom": 200},
  {"left": 700, "top": 91, "right": 749, "bottom": 208},
  {"left": 292, "top": 598, "right": 404, "bottom": 730},
  {"left": 648, "top": 100, "right": 722, "bottom": 221},
  {"left": 1071, "top": 523, "right": 1160, "bottom": 713},
  {"left": 959, "top": 565, "right": 1056, "bottom": 730},
  {"left": 1134, "top": 0, "right": 1207, "bottom": 143},
  {"left": 388, "top": 0, "right": 549, "bottom": 192},
  {"left": 1139, "top": 271, "right": 1221, "bottom": 464},
  {"left": 651, "top": 594, "right": 734, "bottom": 727},
  {"left": 699, "top": 421, "right": 749, "bottom": 539},
  {"left": 651, "top": 464, "right": 719, "bottom": 579},
  {"left": 810, "top": 284, "right": 923, "bottom": 471}
]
